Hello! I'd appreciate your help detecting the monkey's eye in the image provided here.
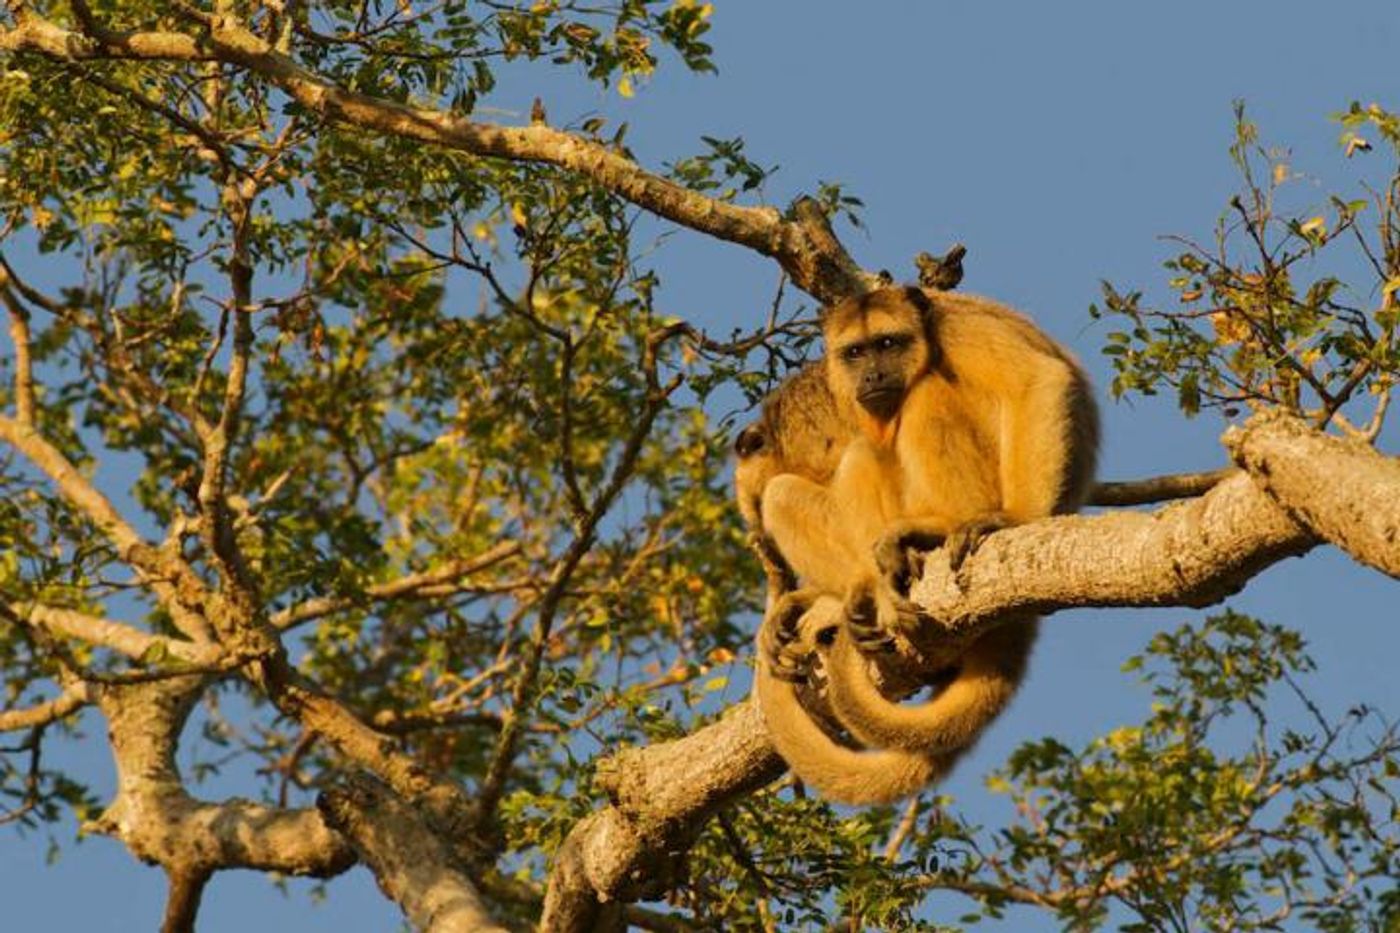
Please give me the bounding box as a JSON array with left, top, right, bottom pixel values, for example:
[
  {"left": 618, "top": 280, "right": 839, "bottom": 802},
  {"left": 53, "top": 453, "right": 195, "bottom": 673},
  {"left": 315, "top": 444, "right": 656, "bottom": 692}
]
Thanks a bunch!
[
  {"left": 842, "top": 345, "right": 864, "bottom": 361},
  {"left": 874, "top": 335, "right": 906, "bottom": 351}
]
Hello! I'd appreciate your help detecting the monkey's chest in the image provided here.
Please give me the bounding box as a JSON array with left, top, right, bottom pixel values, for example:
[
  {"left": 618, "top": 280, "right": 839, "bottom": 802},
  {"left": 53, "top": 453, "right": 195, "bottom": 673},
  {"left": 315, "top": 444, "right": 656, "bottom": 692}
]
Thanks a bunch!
[{"left": 891, "top": 408, "right": 1001, "bottom": 519}]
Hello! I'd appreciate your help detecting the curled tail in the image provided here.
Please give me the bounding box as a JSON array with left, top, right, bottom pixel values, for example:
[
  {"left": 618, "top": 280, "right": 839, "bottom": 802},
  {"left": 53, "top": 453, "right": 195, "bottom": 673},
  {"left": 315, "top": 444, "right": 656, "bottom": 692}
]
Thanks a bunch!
[
  {"left": 754, "top": 661, "right": 955, "bottom": 805},
  {"left": 824, "top": 618, "right": 1038, "bottom": 754}
]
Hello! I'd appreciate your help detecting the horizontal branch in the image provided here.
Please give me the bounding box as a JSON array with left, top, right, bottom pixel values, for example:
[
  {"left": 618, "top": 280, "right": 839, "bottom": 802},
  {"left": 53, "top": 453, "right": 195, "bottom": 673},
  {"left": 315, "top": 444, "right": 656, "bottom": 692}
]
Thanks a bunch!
[
  {"left": 270, "top": 540, "right": 522, "bottom": 631},
  {"left": 0, "top": 12, "right": 879, "bottom": 304},
  {"left": 1226, "top": 410, "right": 1400, "bottom": 579},
  {"left": 318, "top": 774, "right": 511, "bottom": 933},
  {"left": 8, "top": 602, "right": 224, "bottom": 667},
  {"left": 1089, "top": 467, "right": 1236, "bottom": 507},
  {"left": 0, "top": 680, "right": 92, "bottom": 732},
  {"left": 906, "top": 470, "right": 1314, "bottom": 637}
]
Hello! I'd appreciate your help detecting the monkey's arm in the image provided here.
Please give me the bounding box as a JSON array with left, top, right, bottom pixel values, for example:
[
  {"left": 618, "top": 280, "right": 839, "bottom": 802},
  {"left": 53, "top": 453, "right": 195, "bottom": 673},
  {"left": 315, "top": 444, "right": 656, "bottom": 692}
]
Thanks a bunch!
[
  {"left": 998, "top": 358, "right": 1100, "bottom": 519},
  {"left": 822, "top": 618, "right": 1039, "bottom": 753}
]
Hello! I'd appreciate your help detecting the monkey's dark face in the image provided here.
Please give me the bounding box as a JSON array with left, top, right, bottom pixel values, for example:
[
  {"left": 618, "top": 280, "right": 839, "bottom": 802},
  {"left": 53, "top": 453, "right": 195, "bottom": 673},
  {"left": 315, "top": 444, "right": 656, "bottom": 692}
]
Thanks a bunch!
[{"left": 829, "top": 322, "right": 927, "bottom": 421}]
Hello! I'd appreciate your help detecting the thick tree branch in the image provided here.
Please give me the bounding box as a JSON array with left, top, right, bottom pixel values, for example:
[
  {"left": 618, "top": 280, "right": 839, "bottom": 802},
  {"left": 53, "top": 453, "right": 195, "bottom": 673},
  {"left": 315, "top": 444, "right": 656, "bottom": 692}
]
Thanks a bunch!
[
  {"left": 0, "top": 11, "right": 879, "bottom": 304},
  {"left": 540, "top": 702, "right": 783, "bottom": 933},
  {"left": 318, "top": 774, "right": 512, "bottom": 933},
  {"left": 256, "top": 656, "right": 482, "bottom": 846},
  {"left": 905, "top": 470, "right": 1314, "bottom": 639},
  {"left": 88, "top": 677, "right": 355, "bottom": 880},
  {"left": 1225, "top": 410, "right": 1400, "bottom": 579},
  {"left": 0, "top": 680, "right": 92, "bottom": 731},
  {"left": 5, "top": 602, "right": 224, "bottom": 667}
]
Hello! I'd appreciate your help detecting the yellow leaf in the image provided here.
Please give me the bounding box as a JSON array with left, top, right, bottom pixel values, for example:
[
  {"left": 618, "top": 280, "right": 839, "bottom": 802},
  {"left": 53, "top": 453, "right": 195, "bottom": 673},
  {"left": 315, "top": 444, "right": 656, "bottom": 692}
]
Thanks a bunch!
[
  {"left": 510, "top": 202, "right": 528, "bottom": 227},
  {"left": 472, "top": 222, "right": 491, "bottom": 240},
  {"left": 617, "top": 76, "right": 634, "bottom": 99},
  {"left": 1271, "top": 162, "right": 1289, "bottom": 185},
  {"left": 1299, "top": 216, "right": 1326, "bottom": 237}
]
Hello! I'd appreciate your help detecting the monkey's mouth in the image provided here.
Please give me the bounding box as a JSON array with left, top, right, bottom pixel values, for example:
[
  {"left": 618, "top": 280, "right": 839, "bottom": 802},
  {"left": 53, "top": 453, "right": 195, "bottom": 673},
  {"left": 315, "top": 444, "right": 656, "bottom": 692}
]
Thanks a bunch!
[{"left": 857, "top": 388, "right": 904, "bottom": 421}]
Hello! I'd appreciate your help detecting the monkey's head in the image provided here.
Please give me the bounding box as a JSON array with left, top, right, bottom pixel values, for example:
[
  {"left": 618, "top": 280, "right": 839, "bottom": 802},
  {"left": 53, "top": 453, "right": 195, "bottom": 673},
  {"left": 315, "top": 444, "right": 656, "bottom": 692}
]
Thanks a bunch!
[{"left": 822, "top": 287, "right": 937, "bottom": 434}]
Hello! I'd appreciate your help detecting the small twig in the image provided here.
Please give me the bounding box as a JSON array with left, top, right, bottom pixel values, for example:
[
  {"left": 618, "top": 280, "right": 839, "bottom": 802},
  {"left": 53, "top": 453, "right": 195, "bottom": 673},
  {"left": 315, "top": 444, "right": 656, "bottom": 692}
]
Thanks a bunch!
[
  {"left": 1088, "top": 468, "right": 1236, "bottom": 507},
  {"left": 269, "top": 539, "right": 521, "bottom": 630}
]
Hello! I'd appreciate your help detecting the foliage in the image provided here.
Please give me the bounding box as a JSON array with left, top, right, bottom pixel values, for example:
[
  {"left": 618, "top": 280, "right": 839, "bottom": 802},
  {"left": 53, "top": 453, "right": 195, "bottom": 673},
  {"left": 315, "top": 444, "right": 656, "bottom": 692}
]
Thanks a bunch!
[{"left": 1094, "top": 103, "right": 1400, "bottom": 430}]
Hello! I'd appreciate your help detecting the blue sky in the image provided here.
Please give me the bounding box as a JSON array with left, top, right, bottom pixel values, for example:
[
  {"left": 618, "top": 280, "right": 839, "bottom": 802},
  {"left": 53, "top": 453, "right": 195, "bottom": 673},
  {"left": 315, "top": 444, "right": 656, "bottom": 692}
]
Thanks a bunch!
[{"left": 3, "top": 2, "right": 1399, "bottom": 929}]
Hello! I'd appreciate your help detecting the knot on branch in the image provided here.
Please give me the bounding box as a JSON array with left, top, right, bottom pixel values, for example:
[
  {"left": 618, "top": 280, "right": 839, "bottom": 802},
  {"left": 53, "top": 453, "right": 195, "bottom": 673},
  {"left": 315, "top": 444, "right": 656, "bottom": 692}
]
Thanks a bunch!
[{"left": 915, "top": 244, "right": 967, "bottom": 291}]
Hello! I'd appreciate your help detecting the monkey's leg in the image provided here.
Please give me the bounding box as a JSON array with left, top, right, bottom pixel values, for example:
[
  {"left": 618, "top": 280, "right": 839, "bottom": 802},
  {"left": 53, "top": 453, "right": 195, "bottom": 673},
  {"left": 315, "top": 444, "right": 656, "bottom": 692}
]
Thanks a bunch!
[{"left": 761, "top": 473, "right": 871, "bottom": 595}]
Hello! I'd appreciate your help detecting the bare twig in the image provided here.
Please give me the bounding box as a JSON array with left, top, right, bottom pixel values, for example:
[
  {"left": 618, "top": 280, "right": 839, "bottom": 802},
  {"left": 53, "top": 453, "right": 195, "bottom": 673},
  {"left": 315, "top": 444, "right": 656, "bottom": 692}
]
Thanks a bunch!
[{"left": 1089, "top": 468, "right": 1236, "bottom": 507}]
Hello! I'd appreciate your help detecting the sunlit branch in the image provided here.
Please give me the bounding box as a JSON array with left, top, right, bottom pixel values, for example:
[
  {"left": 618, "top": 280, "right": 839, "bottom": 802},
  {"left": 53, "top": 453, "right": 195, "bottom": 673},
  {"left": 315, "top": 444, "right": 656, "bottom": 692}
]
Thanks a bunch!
[
  {"left": 269, "top": 540, "right": 522, "bottom": 630},
  {"left": 0, "top": 414, "right": 216, "bottom": 641},
  {"left": 0, "top": 9, "right": 879, "bottom": 303},
  {"left": 0, "top": 274, "right": 35, "bottom": 425},
  {"left": 3, "top": 602, "right": 224, "bottom": 666},
  {"left": 0, "top": 681, "right": 92, "bottom": 732}
]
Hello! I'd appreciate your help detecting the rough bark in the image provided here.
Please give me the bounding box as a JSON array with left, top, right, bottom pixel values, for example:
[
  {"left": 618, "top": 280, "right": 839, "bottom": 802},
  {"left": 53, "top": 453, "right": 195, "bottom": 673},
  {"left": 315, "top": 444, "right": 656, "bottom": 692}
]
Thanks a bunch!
[
  {"left": 1226, "top": 410, "right": 1400, "bottom": 579},
  {"left": 904, "top": 469, "right": 1314, "bottom": 641},
  {"left": 87, "top": 678, "right": 355, "bottom": 888},
  {"left": 319, "top": 774, "right": 512, "bottom": 933},
  {"left": 539, "top": 702, "right": 783, "bottom": 932}
]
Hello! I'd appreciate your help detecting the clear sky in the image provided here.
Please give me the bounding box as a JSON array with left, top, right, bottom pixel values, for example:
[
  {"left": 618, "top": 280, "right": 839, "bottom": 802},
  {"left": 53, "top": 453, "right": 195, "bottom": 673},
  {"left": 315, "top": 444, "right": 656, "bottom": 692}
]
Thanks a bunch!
[{"left": 3, "top": 2, "right": 1399, "bottom": 929}]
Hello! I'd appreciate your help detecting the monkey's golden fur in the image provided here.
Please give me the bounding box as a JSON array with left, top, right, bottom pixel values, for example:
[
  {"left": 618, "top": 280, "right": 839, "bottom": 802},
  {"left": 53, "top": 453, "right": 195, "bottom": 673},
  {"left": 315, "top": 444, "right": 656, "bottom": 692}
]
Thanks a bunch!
[{"left": 740, "top": 286, "right": 1098, "bottom": 805}]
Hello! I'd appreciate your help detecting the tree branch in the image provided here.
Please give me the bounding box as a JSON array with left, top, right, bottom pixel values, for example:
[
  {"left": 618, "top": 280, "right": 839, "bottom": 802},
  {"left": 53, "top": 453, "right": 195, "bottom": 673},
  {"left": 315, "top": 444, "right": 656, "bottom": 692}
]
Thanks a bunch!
[
  {"left": 540, "top": 701, "right": 784, "bottom": 933},
  {"left": 0, "top": 680, "right": 92, "bottom": 732},
  {"left": 1088, "top": 468, "right": 1236, "bottom": 507},
  {"left": 0, "top": 414, "right": 215, "bottom": 641},
  {"left": 318, "top": 773, "right": 512, "bottom": 933},
  {"left": 269, "top": 540, "right": 522, "bottom": 630},
  {"left": 5, "top": 602, "right": 224, "bottom": 667},
  {"left": 0, "top": 273, "right": 35, "bottom": 425},
  {"left": 905, "top": 470, "right": 1314, "bottom": 640},
  {"left": 1225, "top": 410, "right": 1400, "bottom": 579},
  {"left": 0, "top": 11, "right": 878, "bottom": 303},
  {"left": 88, "top": 677, "right": 356, "bottom": 880}
]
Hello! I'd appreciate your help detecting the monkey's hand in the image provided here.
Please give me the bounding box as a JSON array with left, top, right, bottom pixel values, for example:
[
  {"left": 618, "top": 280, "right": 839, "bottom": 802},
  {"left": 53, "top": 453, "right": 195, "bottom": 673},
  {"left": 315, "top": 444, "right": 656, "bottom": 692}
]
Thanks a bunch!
[
  {"left": 874, "top": 521, "right": 948, "bottom": 596},
  {"left": 944, "top": 512, "right": 1012, "bottom": 570},
  {"left": 759, "top": 589, "right": 827, "bottom": 683}
]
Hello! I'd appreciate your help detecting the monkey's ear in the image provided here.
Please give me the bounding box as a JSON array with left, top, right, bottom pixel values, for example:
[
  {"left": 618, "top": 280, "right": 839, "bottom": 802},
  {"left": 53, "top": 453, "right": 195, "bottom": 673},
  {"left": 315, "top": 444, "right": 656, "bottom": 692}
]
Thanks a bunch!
[{"left": 734, "top": 424, "right": 767, "bottom": 457}]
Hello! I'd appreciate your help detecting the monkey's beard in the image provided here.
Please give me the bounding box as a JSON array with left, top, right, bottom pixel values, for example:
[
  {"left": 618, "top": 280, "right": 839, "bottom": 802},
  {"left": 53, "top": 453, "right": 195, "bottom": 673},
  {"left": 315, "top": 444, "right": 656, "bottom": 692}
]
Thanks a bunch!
[{"left": 857, "top": 387, "right": 904, "bottom": 422}]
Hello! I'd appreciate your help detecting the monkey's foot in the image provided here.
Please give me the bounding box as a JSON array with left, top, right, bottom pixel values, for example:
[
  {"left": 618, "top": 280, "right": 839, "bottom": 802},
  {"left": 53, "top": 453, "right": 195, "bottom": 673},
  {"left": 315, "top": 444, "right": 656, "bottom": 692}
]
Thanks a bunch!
[
  {"left": 759, "top": 589, "right": 823, "bottom": 682},
  {"left": 843, "top": 578, "right": 898, "bottom": 655},
  {"left": 945, "top": 513, "right": 1011, "bottom": 570}
]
